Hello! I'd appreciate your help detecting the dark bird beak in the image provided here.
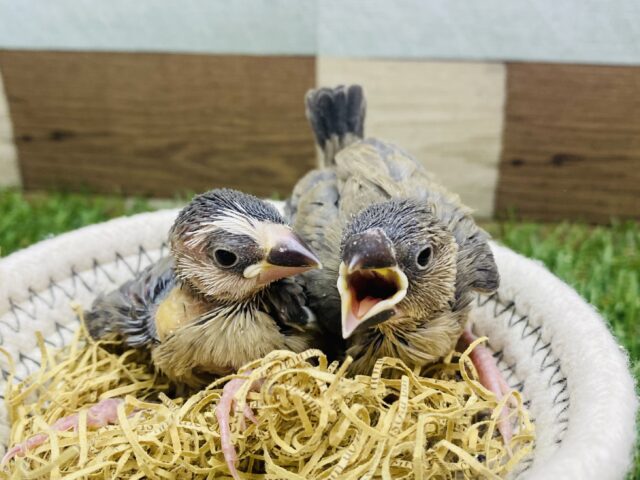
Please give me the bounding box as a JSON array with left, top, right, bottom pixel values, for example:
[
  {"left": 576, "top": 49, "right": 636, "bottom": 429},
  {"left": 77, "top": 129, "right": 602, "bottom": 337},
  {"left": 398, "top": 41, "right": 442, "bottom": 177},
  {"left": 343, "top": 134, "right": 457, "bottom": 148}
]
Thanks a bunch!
[
  {"left": 244, "top": 224, "right": 322, "bottom": 285},
  {"left": 337, "top": 228, "right": 408, "bottom": 339}
]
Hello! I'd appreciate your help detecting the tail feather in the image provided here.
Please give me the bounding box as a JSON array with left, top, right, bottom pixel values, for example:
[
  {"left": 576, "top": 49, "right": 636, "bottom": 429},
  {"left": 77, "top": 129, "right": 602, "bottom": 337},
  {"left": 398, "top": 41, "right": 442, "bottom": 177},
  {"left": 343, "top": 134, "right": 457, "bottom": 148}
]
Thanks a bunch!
[{"left": 305, "top": 85, "right": 366, "bottom": 167}]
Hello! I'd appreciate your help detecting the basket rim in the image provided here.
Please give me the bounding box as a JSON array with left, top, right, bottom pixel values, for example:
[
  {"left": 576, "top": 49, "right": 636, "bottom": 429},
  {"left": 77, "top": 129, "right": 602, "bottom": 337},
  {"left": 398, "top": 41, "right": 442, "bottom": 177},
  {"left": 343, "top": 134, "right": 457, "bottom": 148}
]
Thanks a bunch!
[{"left": 0, "top": 207, "right": 636, "bottom": 480}]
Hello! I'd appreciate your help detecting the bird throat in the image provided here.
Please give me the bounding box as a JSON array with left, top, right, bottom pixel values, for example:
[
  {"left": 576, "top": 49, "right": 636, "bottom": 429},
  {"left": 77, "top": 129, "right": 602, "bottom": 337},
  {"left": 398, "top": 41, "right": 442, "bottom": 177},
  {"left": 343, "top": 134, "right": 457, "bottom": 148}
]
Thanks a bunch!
[{"left": 155, "top": 287, "right": 209, "bottom": 341}]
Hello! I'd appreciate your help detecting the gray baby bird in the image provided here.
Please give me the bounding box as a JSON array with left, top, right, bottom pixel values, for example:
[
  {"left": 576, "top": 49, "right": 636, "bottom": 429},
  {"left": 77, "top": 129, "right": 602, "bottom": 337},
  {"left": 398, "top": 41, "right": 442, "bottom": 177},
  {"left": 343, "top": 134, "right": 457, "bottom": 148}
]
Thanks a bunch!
[
  {"left": 5, "top": 188, "right": 322, "bottom": 477},
  {"left": 87, "top": 188, "right": 321, "bottom": 386},
  {"left": 288, "top": 86, "right": 508, "bottom": 433}
]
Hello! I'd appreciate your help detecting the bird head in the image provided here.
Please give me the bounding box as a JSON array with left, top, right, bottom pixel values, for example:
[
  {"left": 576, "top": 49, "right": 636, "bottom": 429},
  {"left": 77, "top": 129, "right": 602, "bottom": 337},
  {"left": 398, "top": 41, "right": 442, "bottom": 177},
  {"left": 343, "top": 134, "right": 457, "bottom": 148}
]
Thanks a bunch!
[
  {"left": 170, "top": 189, "right": 321, "bottom": 302},
  {"left": 337, "top": 199, "right": 460, "bottom": 339}
]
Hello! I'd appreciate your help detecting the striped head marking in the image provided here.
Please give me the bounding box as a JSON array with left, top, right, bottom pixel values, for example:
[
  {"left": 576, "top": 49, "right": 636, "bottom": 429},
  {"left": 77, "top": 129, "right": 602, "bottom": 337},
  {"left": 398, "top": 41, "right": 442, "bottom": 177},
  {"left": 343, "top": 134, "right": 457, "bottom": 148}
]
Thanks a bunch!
[{"left": 169, "top": 189, "right": 321, "bottom": 302}]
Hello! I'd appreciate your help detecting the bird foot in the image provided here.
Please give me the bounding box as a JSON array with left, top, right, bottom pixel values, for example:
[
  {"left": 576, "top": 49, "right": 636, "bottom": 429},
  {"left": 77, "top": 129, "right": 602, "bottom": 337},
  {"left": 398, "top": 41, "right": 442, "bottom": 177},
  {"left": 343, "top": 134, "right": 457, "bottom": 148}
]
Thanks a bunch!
[
  {"left": 2, "top": 397, "right": 123, "bottom": 464},
  {"left": 460, "top": 330, "right": 514, "bottom": 445},
  {"left": 215, "top": 373, "right": 262, "bottom": 480}
]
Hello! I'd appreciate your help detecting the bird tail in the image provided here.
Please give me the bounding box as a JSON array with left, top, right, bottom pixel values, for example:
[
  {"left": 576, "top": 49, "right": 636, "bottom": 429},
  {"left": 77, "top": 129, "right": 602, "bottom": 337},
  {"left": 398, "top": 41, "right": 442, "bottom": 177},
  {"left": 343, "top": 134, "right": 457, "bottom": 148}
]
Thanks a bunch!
[{"left": 305, "top": 84, "right": 366, "bottom": 167}]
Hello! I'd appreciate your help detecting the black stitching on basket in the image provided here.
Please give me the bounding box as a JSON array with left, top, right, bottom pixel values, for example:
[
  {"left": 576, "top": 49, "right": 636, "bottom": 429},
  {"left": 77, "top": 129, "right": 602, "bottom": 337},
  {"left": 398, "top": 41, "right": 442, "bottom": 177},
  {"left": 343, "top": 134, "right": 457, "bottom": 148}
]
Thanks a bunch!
[
  {"left": 70, "top": 266, "right": 93, "bottom": 293},
  {"left": 18, "top": 352, "right": 40, "bottom": 372},
  {"left": 546, "top": 362, "right": 562, "bottom": 385},
  {"left": 477, "top": 292, "right": 497, "bottom": 307},
  {"left": 115, "top": 252, "right": 136, "bottom": 276},
  {"left": 534, "top": 341, "right": 551, "bottom": 355},
  {"left": 28, "top": 287, "right": 55, "bottom": 310},
  {"left": 55, "top": 321, "right": 74, "bottom": 335},
  {"left": 6, "top": 299, "right": 28, "bottom": 328},
  {"left": 93, "top": 258, "right": 115, "bottom": 284},
  {"left": 519, "top": 458, "right": 534, "bottom": 473},
  {"left": 498, "top": 301, "right": 515, "bottom": 316},
  {"left": 510, "top": 314, "right": 529, "bottom": 329},
  {"left": 522, "top": 325, "right": 541, "bottom": 340},
  {"left": 477, "top": 291, "right": 571, "bottom": 457},
  {"left": 52, "top": 321, "right": 73, "bottom": 345},
  {"left": 553, "top": 383, "right": 568, "bottom": 403},
  {"left": 503, "top": 369, "right": 516, "bottom": 383},
  {"left": 138, "top": 246, "right": 153, "bottom": 273},
  {"left": 539, "top": 349, "right": 554, "bottom": 370},
  {"left": 49, "top": 277, "right": 74, "bottom": 300},
  {"left": 511, "top": 380, "right": 525, "bottom": 392},
  {"left": 530, "top": 335, "right": 542, "bottom": 354}
]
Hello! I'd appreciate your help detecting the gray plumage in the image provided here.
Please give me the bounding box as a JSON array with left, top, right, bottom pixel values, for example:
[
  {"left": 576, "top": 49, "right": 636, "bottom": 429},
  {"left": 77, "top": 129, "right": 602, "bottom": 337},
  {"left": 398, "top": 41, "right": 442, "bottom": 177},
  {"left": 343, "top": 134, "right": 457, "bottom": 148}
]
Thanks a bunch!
[
  {"left": 86, "top": 188, "right": 321, "bottom": 386},
  {"left": 288, "top": 85, "right": 499, "bottom": 375},
  {"left": 86, "top": 256, "right": 174, "bottom": 347},
  {"left": 305, "top": 84, "right": 366, "bottom": 167}
]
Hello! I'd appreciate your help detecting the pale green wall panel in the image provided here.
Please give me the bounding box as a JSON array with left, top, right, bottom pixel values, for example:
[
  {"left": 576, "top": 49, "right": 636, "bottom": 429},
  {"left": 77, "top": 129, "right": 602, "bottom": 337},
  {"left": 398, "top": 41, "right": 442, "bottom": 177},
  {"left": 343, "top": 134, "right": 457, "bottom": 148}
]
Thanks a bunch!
[
  {"left": 0, "top": 0, "right": 316, "bottom": 55},
  {"left": 1, "top": 0, "right": 640, "bottom": 63}
]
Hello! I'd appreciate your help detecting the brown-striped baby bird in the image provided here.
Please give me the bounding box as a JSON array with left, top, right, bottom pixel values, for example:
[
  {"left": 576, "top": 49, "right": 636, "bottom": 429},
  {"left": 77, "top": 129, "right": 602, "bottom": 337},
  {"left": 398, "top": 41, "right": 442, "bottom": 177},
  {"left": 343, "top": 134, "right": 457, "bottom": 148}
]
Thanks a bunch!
[
  {"left": 287, "top": 85, "right": 510, "bottom": 438},
  {"left": 4, "top": 188, "right": 322, "bottom": 478}
]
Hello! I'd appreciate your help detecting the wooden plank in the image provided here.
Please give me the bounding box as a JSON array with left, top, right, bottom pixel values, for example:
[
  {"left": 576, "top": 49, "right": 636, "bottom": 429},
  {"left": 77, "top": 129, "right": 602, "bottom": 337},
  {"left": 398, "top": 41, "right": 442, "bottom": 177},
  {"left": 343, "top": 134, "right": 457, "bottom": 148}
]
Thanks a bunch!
[
  {"left": 318, "top": 57, "right": 505, "bottom": 218},
  {"left": 0, "top": 69, "right": 20, "bottom": 187},
  {"left": 0, "top": 51, "right": 316, "bottom": 197},
  {"left": 496, "top": 63, "right": 640, "bottom": 223}
]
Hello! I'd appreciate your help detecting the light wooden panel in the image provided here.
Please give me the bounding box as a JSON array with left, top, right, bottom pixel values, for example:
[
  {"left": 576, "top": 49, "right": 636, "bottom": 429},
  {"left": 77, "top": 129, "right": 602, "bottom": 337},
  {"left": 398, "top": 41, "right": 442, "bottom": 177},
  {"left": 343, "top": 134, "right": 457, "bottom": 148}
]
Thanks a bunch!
[
  {"left": 0, "top": 51, "right": 316, "bottom": 197},
  {"left": 318, "top": 57, "right": 506, "bottom": 218},
  {"left": 0, "top": 69, "right": 20, "bottom": 187},
  {"left": 496, "top": 63, "right": 640, "bottom": 223}
]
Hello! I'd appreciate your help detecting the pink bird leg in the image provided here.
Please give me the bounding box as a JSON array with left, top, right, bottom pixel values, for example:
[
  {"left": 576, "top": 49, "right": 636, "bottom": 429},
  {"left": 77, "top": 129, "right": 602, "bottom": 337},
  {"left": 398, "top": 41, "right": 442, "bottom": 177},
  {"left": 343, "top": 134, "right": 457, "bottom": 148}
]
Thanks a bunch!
[
  {"left": 2, "top": 397, "right": 123, "bottom": 464},
  {"left": 460, "top": 329, "right": 513, "bottom": 445},
  {"left": 215, "top": 374, "right": 262, "bottom": 480}
]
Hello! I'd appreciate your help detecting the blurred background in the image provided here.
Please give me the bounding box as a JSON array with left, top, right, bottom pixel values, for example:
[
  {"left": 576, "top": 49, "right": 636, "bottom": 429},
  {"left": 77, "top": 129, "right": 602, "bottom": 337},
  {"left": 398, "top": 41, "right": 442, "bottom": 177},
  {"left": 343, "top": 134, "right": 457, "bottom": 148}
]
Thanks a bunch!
[{"left": 0, "top": 0, "right": 638, "bottom": 474}]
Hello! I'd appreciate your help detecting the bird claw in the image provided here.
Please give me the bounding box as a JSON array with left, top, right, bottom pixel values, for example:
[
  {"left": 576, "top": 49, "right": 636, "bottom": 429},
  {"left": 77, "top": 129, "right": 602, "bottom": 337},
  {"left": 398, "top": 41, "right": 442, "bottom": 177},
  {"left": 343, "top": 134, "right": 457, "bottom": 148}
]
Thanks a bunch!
[
  {"left": 460, "top": 329, "right": 514, "bottom": 445},
  {"left": 215, "top": 373, "right": 262, "bottom": 480},
  {"left": 1, "top": 398, "right": 123, "bottom": 465}
]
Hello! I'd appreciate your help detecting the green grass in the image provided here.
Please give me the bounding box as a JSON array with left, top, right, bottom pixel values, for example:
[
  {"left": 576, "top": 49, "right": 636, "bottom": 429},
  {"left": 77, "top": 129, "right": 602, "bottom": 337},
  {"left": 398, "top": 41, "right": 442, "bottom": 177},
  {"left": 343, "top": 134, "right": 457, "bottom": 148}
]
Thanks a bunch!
[
  {"left": 0, "top": 189, "right": 153, "bottom": 256},
  {"left": 0, "top": 189, "right": 638, "bottom": 475}
]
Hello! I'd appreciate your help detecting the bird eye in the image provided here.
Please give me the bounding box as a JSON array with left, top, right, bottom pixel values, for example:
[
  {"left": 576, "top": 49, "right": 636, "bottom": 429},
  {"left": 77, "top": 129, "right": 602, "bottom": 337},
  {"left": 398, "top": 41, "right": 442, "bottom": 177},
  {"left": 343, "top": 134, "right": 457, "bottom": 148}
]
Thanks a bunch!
[
  {"left": 213, "top": 249, "right": 238, "bottom": 268},
  {"left": 416, "top": 246, "right": 432, "bottom": 269}
]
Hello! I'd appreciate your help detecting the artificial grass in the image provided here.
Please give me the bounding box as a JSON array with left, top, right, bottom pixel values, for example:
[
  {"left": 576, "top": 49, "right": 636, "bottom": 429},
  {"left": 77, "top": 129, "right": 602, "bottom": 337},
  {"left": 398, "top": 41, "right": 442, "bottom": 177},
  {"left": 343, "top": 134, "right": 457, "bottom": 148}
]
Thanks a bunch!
[
  {"left": 0, "top": 188, "right": 638, "bottom": 476},
  {"left": 0, "top": 189, "right": 152, "bottom": 256}
]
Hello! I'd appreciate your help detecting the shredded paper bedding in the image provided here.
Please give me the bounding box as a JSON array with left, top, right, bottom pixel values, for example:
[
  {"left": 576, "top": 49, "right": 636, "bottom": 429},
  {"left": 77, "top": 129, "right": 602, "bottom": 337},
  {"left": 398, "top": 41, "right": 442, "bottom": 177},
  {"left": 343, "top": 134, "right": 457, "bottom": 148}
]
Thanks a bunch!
[{"left": 1, "top": 324, "right": 534, "bottom": 479}]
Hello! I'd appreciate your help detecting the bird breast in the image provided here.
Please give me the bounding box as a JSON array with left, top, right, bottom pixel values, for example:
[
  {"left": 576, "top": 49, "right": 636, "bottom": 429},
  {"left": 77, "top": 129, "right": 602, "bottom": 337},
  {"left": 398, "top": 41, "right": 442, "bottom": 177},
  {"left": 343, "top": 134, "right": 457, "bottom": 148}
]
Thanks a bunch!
[{"left": 154, "top": 287, "right": 208, "bottom": 341}]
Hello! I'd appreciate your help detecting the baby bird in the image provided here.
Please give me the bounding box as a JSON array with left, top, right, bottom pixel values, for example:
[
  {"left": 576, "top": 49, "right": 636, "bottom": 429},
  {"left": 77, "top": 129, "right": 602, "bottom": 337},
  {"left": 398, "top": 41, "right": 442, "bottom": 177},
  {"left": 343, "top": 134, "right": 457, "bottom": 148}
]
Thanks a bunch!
[
  {"left": 5, "top": 188, "right": 322, "bottom": 478},
  {"left": 88, "top": 188, "right": 321, "bottom": 386},
  {"left": 288, "top": 86, "right": 508, "bottom": 433}
]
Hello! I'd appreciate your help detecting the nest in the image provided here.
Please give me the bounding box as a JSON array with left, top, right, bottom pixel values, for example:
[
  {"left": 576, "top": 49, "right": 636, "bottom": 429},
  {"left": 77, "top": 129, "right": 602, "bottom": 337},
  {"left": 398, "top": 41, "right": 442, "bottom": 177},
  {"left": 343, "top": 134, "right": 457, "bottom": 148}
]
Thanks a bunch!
[{"left": 1, "top": 325, "right": 534, "bottom": 479}]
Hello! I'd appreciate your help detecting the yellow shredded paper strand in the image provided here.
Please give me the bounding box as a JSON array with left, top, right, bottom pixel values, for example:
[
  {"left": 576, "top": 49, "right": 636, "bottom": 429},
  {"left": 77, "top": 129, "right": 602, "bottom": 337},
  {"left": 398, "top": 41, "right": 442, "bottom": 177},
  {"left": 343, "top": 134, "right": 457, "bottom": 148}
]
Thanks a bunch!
[{"left": 2, "top": 326, "right": 534, "bottom": 479}]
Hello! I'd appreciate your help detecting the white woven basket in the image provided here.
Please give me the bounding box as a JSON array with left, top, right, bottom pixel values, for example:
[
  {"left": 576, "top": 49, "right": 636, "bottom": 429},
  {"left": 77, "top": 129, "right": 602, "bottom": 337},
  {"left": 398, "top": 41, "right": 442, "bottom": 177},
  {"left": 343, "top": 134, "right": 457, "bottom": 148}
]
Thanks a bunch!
[{"left": 0, "top": 207, "right": 636, "bottom": 479}]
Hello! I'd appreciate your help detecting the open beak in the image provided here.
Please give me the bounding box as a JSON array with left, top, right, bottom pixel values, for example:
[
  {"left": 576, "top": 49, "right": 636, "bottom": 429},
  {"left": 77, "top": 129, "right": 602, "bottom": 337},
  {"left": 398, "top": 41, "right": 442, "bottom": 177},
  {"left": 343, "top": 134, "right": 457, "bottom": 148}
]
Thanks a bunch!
[
  {"left": 244, "top": 224, "right": 321, "bottom": 285},
  {"left": 337, "top": 228, "right": 408, "bottom": 339}
]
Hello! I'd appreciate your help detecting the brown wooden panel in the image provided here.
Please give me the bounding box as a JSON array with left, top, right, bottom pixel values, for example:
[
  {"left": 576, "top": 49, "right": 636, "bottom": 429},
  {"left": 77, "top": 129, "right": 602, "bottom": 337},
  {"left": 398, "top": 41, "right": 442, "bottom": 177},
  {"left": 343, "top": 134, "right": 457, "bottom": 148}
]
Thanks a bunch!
[
  {"left": 0, "top": 51, "right": 316, "bottom": 197},
  {"left": 496, "top": 63, "right": 640, "bottom": 223}
]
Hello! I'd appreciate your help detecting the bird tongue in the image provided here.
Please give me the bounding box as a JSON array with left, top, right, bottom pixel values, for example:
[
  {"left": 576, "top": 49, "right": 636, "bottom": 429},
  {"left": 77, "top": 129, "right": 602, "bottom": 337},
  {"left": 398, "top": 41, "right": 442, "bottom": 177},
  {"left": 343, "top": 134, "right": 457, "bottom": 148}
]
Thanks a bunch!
[
  {"left": 356, "top": 296, "right": 380, "bottom": 318},
  {"left": 343, "top": 296, "right": 381, "bottom": 338}
]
